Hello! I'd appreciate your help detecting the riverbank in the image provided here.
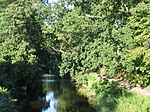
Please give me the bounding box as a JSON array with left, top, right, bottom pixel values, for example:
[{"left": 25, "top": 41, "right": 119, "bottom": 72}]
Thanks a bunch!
[{"left": 73, "top": 73, "right": 150, "bottom": 112}]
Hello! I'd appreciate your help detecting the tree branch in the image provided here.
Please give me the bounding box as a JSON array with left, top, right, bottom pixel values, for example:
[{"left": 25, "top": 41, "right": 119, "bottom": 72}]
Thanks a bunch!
[
  {"left": 50, "top": 46, "right": 63, "bottom": 53},
  {"left": 86, "top": 14, "right": 102, "bottom": 19}
]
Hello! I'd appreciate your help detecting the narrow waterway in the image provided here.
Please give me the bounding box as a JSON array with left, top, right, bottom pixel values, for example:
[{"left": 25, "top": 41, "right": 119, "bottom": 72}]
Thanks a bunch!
[{"left": 23, "top": 74, "right": 94, "bottom": 112}]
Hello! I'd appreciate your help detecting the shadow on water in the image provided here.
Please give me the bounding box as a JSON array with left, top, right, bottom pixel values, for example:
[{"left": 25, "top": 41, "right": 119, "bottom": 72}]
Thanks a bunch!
[{"left": 22, "top": 74, "right": 94, "bottom": 112}]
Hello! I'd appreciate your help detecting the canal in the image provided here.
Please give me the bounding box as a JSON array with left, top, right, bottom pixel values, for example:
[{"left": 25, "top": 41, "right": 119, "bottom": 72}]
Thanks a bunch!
[{"left": 22, "top": 74, "right": 94, "bottom": 112}]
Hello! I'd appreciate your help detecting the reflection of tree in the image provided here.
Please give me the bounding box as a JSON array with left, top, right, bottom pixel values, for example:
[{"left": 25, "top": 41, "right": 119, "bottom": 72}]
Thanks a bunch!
[
  {"left": 30, "top": 76, "right": 94, "bottom": 112},
  {"left": 53, "top": 80, "right": 93, "bottom": 112},
  {"left": 42, "top": 80, "right": 62, "bottom": 95}
]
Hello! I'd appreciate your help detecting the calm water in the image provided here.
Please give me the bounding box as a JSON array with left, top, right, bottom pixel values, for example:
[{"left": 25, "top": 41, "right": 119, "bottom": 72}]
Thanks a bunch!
[{"left": 23, "top": 74, "right": 94, "bottom": 112}]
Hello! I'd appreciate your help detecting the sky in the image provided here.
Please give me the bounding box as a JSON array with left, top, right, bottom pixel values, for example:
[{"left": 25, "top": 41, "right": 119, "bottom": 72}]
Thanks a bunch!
[
  {"left": 49, "top": 0, "right": 58, "bottom": 3},
  {"left": 48, "top": 0, "right": 74, "bottom": 10}
]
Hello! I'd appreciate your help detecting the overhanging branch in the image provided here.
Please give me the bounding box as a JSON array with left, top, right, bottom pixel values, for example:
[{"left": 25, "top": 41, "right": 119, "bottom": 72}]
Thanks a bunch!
[
  {"left": 50, "top": 46, "right": 63, "bottom": 53},
  {"left": 86, "top": 14, "right": 102, "bottom": 19}
]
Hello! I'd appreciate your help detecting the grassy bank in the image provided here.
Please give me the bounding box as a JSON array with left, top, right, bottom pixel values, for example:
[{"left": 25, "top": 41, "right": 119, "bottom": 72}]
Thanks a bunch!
[{"left": 74, "top": 74, "right": 150, "bottom": 112}]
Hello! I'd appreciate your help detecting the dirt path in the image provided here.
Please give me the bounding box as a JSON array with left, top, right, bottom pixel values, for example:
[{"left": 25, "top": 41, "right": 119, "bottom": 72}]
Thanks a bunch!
[
  {"left": 116, "top": 80, "right": 150, "bottom": 97},
  {"left": 131, "top": 87, "right": 150, "bottom": 97},
  {"left": 107, "top": 78, "right": 150, "bottom": 97},
  {"left": 90, "top": 73, "right": 150, "bottom": 97}
]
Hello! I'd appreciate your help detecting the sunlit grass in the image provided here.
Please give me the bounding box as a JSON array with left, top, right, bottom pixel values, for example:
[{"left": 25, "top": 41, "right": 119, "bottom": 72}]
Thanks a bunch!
[
  {"left": 93, "top": 87, "right": 150, "bottom": 112},
  {"left": 116, "top": 91, "right": 150, "bottom": 112},
  {"left": 76, "top": 76, "right": 150, "bottom": 112}
]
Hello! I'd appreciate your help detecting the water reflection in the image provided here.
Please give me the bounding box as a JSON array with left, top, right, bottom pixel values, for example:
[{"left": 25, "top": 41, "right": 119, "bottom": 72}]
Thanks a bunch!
[
  {"left": 42, "top": 92, "right": 58, "bottom": 112},
  {"left": 25, "top": 74, "right": 94, "bottom": 112}
]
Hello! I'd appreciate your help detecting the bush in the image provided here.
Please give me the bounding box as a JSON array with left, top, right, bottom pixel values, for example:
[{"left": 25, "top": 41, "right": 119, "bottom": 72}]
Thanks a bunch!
[{"left": 0, "top": 86, "right": 19, "bottom": 112}]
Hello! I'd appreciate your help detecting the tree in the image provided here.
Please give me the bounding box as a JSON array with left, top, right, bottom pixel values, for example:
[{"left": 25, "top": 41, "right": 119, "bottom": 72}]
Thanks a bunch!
[
  {"left": 0, "top": 0, "right": 42, "bottom": 90},
  {"left": 124, "top": 1, "right": 150, "bottom": 86},
  {"left": 55, "top": 0, "right": 149, "bottom": 86}
]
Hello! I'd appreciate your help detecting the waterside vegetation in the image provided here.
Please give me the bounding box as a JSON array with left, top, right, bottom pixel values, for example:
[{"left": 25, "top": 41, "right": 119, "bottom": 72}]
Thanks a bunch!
[{"left": 0, "top": 0, "right": 150, "bottom": 111}]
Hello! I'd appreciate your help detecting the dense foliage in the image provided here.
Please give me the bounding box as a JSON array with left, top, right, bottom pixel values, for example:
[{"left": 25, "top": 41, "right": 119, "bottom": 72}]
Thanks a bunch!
[
  {"left": 0, "top": 0, "right": 60, "bottom": 88},
  {"left": 55, "top": 0, "right": 150, "bottom": 86},
  {"left": 0, "top": 0, "right": 149, "bottom": 111},
  {"left": 0, "top": 0, "right": 38, "bottom": 93},
  {"left": 0, "top": 0, "right": 57, "bottom": 110},
  {"left": 0, "top": 86, "right": 19, "bottom": 112}
]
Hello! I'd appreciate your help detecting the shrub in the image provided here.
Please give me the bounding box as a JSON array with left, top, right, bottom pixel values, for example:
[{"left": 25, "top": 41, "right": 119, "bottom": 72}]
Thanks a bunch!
[{"left": 0, "top": 86, "right": 19, "bottom": 112}]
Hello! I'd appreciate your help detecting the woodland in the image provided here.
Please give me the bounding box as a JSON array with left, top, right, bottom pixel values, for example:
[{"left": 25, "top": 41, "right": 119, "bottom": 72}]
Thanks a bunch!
[{"left": 0, "top": 0, "right": 150, "bottom": 112}]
